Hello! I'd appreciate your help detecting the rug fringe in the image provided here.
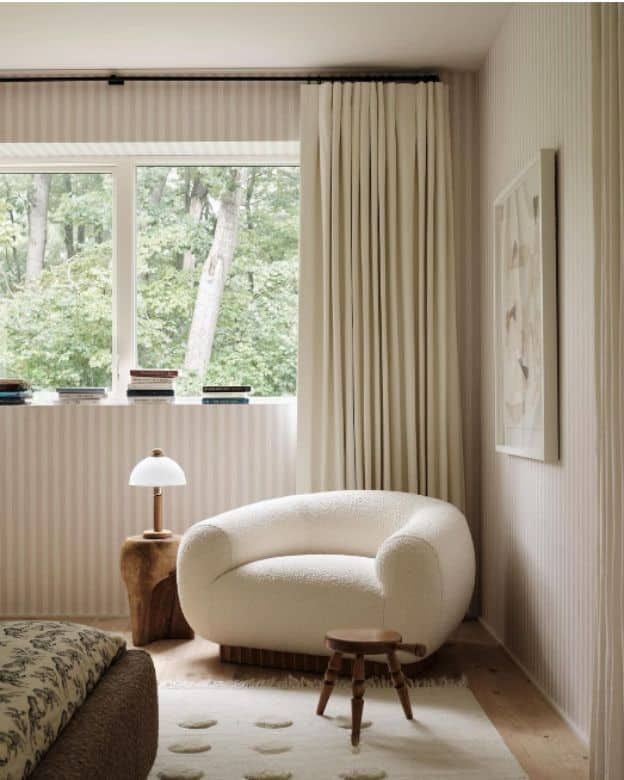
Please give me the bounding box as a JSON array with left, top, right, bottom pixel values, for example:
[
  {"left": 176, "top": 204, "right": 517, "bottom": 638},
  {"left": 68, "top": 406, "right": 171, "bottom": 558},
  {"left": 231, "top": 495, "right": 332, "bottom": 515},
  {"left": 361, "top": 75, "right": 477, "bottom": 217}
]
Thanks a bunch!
[{"left": 160, "top": 674, "right": 468, "bottom": 690}]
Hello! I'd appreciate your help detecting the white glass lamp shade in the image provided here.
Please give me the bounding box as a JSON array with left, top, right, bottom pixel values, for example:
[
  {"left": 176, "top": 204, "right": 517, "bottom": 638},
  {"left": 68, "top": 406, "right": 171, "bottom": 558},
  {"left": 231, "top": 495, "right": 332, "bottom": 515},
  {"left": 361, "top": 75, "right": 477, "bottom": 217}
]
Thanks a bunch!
[{"left": 129, "top": 451, "right": 186, "bottom": 487}]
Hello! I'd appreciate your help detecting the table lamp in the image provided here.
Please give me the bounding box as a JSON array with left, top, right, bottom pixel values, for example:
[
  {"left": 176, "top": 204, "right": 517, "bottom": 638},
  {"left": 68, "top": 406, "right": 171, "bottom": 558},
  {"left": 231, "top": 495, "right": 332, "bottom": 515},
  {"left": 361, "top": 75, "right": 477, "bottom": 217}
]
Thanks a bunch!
[{"left": 129, "top": 447, "right": 186, "bottom": 539}]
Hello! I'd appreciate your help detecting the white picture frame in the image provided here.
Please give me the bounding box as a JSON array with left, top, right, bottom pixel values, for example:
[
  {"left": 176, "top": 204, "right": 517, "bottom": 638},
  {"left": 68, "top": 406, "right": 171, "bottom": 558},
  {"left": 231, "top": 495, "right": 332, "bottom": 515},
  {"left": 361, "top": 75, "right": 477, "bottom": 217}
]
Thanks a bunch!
[{"left": 494, "top": 149, "right": 559, "bottom": 462}]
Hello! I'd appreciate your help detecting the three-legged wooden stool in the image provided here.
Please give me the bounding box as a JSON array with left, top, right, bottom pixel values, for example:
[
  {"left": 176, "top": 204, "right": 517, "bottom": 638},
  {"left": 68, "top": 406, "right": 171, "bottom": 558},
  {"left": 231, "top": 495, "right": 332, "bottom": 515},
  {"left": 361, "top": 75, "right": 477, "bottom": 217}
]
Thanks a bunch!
[{"left": 316, "top": 628, "right": 426, "bottom": 746}]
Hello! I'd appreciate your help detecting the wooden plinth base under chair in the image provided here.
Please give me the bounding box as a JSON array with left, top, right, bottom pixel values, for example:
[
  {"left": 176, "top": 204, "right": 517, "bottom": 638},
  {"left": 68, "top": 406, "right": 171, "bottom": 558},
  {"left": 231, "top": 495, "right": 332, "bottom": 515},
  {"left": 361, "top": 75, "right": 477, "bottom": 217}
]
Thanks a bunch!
[
  {"left": 316, "top": 628, "right": 426, "bottom": 747},
  {"left": 220, "top": 641, "right": 432, "bottom": 679}
]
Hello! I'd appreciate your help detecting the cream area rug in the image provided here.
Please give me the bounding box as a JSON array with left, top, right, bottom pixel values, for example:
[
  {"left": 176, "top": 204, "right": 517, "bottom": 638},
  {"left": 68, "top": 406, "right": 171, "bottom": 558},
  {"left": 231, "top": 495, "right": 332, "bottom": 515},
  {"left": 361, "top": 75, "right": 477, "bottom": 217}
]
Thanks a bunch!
[{"left": 151, "top": 679, "right": 527, "bottom": 780}]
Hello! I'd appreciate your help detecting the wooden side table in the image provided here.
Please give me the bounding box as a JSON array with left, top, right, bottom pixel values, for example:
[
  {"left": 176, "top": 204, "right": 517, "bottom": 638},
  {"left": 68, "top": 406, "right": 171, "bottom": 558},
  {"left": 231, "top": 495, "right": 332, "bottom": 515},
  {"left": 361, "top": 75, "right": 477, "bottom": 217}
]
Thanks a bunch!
[
  {"left": 316, "top": 628, "right": 426, "bottom": 746},
  {"left": 120, "top": 534, "right": 194, "bottom": 647}
]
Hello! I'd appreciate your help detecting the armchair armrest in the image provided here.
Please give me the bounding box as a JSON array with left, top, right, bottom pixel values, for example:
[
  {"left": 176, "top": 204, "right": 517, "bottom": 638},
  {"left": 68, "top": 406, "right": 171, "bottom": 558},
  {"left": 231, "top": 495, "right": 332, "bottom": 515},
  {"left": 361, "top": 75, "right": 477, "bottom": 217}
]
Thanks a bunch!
[
  {"left": 177, "top": 495, "right": 312, "bottom": 630},
  {"left": 177, "top": 521, "right": 236, "bottom": 630},
  {"left": 178, "top": 521, "right": 233, "bottom": 592},
  {"left": 375, "top": 502, "right": 475, "bottom": 654}
]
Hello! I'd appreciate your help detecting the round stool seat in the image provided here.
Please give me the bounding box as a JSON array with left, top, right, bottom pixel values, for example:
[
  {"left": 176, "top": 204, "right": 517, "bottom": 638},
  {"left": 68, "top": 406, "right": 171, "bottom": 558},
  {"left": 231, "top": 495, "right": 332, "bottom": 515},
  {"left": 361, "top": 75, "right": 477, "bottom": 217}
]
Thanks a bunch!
[{"left": 325, "top": 628, "right": 402, "bottom": 655}]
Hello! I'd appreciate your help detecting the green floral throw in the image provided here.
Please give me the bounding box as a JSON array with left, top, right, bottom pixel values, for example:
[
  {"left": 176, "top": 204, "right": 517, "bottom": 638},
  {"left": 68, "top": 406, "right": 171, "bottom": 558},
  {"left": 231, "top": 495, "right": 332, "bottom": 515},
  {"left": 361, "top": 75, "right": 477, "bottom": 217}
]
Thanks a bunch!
[{"left": 0, "top": 621, "right": 126, "bottom": 779}]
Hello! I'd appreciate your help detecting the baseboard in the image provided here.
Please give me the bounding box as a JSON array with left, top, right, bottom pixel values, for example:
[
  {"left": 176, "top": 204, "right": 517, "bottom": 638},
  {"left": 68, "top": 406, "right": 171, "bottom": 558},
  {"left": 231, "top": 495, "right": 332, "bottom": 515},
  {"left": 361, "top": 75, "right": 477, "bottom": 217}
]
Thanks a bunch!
[{"left": 478, "top": 617, "right": 589, "bottom": 747}]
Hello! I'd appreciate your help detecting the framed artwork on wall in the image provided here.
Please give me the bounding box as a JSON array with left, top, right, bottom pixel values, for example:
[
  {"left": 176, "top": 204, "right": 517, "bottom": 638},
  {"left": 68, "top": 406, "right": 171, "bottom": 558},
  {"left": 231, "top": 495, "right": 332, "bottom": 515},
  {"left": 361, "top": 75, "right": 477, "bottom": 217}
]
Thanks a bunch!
[{"left": 494, "top": 148, "right": 559, "bottom": 462}]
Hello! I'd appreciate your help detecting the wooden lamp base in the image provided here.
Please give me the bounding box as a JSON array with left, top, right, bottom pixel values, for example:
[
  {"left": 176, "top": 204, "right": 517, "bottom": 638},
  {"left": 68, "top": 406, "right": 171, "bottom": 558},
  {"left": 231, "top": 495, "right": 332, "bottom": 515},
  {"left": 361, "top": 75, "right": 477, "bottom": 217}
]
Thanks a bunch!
[
  {"left": 143, "top": 485, "right": 171, "bottom": 539},
  {"left": 143, "top": 529, "right": 173, "bottom": 539}
]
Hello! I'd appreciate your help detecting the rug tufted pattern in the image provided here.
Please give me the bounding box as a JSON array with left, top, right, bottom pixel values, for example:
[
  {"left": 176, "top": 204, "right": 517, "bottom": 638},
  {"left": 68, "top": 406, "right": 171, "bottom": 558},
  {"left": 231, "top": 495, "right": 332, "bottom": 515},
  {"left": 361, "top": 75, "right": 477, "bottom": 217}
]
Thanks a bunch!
[{"left": 150, "top": 680, "right": 527, "bottom": 780}]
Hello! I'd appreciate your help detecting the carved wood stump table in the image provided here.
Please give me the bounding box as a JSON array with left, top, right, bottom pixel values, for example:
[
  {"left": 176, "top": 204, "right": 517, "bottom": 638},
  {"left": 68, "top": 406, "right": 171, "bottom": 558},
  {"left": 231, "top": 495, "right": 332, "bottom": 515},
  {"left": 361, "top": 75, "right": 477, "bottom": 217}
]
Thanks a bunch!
[
  {"left": 120, "top": 534, "right": 194, "bottom": 647},
  {"left": 316, "top": 628, "right": 426, "bottom": 746}
]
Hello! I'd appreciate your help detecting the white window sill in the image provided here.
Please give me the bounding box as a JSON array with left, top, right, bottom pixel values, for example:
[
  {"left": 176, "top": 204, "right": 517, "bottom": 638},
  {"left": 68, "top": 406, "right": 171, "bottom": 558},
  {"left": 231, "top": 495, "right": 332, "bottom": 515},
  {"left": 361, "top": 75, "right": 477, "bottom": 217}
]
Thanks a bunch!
[{"left": 10, "top": 396, "right": 296, "bottom": 408}]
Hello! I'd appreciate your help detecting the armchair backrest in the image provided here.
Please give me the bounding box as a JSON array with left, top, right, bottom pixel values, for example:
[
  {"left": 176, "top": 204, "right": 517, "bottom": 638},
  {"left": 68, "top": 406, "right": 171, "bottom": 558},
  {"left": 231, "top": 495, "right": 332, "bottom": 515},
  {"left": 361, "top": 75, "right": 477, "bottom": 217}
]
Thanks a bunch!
[{"left": 197, "top": 490, "right": 454, "bottom": 568}]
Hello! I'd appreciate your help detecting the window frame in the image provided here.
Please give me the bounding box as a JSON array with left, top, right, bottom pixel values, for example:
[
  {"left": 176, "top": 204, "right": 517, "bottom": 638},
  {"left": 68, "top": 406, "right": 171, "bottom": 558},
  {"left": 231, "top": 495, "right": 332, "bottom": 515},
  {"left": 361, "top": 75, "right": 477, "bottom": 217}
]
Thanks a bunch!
[{"left": 0, "top": 151, "right": 298, "bottom": 399}]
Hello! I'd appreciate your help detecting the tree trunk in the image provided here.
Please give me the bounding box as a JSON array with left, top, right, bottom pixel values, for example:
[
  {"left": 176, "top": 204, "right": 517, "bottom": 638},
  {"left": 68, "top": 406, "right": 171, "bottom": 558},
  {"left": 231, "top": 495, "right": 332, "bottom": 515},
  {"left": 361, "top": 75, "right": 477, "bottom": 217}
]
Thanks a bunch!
[
  {"left": 9, "top": 209, "right": 21, "bottom": 284},
  {"left": 245, "top": 169, "right": 257, "bottom": 230},
  {"left": 183, "top": 169, "right": 247, "bottom": 377},
  {"left": 25, "top": 173, "right": 50, "bottom": 282},
  {"left": 62, "top": 174, "right": 75, "bottom": 259},
  {"left": 182, "top": 174, "right": 208, "bottom": 272},
  {"left": 150, "top": 169, "right": 170, "bottom": 207}
]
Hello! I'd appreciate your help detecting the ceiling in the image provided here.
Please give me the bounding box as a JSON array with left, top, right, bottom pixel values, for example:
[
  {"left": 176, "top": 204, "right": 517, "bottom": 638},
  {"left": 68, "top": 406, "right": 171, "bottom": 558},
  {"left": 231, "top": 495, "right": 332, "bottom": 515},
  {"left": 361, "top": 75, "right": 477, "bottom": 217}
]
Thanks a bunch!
[{"left": 0, "top": 2, "right": 510, "bottom": 73}]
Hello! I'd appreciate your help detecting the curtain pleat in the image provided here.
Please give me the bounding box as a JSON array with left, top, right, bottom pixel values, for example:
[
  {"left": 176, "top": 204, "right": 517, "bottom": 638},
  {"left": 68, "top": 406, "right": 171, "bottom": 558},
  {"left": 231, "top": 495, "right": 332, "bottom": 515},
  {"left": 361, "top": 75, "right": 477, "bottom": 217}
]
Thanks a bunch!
[
  {"left": 297, "top": 81, "right": 465, "bottom": 510},
  {"left": 590, "top": 5, "right": 624, "bottom": 778}
]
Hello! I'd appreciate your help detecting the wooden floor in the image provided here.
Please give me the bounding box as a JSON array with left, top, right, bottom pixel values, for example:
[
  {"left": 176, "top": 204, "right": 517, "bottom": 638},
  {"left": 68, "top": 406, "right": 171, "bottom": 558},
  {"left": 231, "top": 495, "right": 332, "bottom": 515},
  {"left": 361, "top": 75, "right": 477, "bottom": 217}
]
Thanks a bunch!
[{"left": 83, "top": 617, "right": 588, "bottom": 780}]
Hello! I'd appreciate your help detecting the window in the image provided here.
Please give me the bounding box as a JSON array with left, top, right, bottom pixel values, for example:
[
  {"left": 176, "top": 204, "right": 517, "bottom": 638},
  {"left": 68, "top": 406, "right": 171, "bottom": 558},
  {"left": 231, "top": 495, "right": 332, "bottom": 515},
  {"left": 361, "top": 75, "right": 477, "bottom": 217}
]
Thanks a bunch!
[
  {"left": 0, "top": 171, "right": 113, "bottom": 390},
  {"left": 136, "top": 166, "right": 299, "bottom": 396},
  {"left": 0, "top": 160, "right": 299, "bottom": 399}
]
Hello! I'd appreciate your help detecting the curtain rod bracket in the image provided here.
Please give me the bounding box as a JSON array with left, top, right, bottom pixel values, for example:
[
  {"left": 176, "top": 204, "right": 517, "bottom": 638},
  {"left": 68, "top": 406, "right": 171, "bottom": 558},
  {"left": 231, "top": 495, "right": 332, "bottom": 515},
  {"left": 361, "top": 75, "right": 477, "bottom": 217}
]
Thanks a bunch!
[{"left": 107, "top": 74, "right": 125, "bottom": 86}]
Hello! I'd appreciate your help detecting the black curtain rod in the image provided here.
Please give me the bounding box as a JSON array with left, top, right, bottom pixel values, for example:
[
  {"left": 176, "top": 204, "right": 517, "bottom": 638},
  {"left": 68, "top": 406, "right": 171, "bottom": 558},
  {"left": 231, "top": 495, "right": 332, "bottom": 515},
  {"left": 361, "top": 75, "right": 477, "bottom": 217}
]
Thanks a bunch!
[{"left": 0, "top": 72, "right": 439, "bottom": 86}]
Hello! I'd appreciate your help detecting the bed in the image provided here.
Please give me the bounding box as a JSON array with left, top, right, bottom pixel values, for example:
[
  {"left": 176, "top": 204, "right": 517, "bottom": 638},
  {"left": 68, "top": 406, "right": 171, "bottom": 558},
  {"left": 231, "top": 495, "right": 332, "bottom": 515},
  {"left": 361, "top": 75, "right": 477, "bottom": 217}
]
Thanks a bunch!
[{"left": 1, "top": 621, "right": 158, "bottom": 780}]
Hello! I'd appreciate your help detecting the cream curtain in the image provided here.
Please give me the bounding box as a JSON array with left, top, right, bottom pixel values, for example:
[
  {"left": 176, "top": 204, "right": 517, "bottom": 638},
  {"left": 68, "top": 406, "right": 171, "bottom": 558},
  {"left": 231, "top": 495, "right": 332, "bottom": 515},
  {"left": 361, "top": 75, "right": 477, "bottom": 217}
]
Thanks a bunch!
[
  {"left": 590, "top": 6, "right": 624, "bottom": 779},
  {"left": 297, "top": 81, "right": 464, "bottom": 509}
]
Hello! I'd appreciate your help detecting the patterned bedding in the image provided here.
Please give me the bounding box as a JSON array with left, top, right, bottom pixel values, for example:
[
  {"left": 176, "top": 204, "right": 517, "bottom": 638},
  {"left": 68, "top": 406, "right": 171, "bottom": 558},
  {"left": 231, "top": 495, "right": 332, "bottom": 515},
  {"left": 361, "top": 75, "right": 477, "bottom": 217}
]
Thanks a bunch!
[{"left": 0, "top": 621, "right": 126, "bottom": 779}]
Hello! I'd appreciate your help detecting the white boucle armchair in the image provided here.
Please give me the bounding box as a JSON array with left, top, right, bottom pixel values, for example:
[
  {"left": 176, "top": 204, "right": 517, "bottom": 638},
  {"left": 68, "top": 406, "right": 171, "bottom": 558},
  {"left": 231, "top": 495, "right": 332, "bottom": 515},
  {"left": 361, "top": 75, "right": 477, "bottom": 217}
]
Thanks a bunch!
[{"left": 177, "top": 491, "right": 475, "bottom": 663}]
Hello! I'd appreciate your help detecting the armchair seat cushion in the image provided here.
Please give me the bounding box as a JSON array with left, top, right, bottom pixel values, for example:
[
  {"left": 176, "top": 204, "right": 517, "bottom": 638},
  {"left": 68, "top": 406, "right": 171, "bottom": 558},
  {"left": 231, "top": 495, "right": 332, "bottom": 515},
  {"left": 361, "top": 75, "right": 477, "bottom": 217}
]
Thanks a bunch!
[{"left": 202, "top": 554, "right": 382, "bottom": 654}]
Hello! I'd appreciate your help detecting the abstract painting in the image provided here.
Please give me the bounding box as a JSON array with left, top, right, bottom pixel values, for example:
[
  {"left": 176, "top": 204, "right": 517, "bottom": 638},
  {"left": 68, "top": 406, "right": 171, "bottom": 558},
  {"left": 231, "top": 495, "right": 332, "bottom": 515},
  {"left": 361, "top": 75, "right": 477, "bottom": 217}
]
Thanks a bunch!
[{"left": 494, "top": 150, "right": 558, "bottom": 462}]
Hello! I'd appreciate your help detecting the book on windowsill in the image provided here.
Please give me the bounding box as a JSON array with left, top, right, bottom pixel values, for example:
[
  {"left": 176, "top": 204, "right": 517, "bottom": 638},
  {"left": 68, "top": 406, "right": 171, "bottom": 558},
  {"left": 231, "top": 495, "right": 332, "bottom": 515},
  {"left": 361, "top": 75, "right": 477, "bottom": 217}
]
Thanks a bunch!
[
  {"left": 127, "top": 368, "right": 176, "bottom": 400},
  {"left": 129, "top": 369, "right": 179, "bottom": 379},
  {"left": 127, "top": 375, "right": 175, "bottom": 384},
  {"left": 0, "top": 389, "right": 32, "bottom": 405},
  {"left": 127, "top": 382, "right": 175, "bottom": 391},
  {"left": 127, "top": 396, "right": 174, "bottom": 404},
  {"left": 57, "top": 387, "right": 107, "bottom": 397},
  {"left": 202, "top": 391, "right": 251, "bottom": 399},
  {"left": 0, "top": 378, "right": 31, "bottom": 392},
  {"left": 0, "top": 379, "right": 32, "bottom": 404},
  {"left": 56, "top": 389, "right": 108, "bottom": 403},
  {"left": 202, "top": 384, "right": 252, "bottom": 404},
  {"left": 201, "top": 397, "right": 250, "bottom": 405},
  {"left": 127, "top": 388, "right": 175, "bottom": 397},
  {"left": 203, "top": 385, "right": 252, "bottom": 394}
]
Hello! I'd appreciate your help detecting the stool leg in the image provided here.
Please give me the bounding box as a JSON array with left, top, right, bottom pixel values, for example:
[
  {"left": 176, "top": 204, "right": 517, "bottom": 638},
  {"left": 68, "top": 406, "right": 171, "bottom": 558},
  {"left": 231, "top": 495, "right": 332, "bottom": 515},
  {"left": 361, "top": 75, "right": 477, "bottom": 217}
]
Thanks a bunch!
[
  {"left": 317, "top": 651, "right": 342, "bottom": 715},
  {"left": 351, "top": 655, "right": 366, "bottom": 746},
  {"left": 387, "top": 649, "right": 413, "bottom": 720}
]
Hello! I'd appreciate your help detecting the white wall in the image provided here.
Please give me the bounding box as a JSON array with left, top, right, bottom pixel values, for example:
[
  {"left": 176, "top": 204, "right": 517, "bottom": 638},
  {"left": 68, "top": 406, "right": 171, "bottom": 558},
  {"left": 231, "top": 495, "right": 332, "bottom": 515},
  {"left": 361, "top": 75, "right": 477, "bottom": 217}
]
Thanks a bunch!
[{"left": 479, "top": 4, "right": 596, "bottom": 740}]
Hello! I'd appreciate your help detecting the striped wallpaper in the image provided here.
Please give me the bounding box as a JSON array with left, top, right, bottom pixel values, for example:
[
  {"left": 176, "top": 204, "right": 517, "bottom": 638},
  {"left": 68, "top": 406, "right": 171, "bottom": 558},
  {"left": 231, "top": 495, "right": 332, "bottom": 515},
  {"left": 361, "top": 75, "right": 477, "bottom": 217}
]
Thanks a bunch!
[
  {"left": 0, "top": 79, "right": 300, "bottom": 142},
  {"left": 479, "top": 5, "right": 596, "bottom": 740},
  {"left": 0, "top": 401, "right": 297, "bottom": 616}
]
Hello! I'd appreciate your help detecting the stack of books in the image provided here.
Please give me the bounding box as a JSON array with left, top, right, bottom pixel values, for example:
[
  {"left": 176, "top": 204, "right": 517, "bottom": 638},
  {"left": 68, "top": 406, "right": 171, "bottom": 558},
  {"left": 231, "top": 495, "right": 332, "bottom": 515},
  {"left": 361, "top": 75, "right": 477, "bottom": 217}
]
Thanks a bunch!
[
  {"left": 0, "top": 378, "right": 32, "bottom": 405},
  {"left": 57, "top": 387, "right": 108, "bottom": 404},
  {"left": 127, "top": 369, "right": 177, "bottom": 402},
  {"left": 202, "top": 385, "right": 252, "bottom": 405}
]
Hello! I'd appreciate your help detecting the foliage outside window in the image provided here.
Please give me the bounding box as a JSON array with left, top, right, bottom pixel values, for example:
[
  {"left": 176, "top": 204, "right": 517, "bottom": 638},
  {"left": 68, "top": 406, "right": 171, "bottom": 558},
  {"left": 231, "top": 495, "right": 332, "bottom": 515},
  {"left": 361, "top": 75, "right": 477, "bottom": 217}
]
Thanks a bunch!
[
  {"left": 0, "top": 164, "right": 299, "bottom": 398},
  {"left": 0, "top": 172, "right": 113, "bottom": 389},
  {"left": 136, "top": 166, "right": 299, "bottom": 396}
]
